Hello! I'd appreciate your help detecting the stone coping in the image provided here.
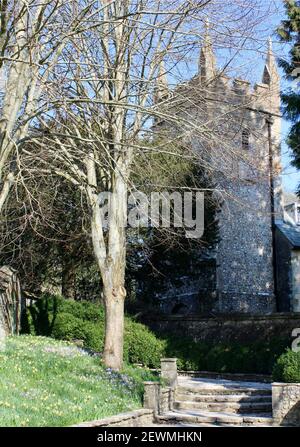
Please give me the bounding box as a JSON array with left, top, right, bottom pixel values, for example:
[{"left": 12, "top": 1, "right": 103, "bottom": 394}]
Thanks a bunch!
[
  {"left": 145, "top": 367, "right": 272, "bottom": 383},
  {"left": 272, "top": 382, "right": 300, "bottom": 387},
  {"left": 71, "top": 409, "right": 154, "bottom": 427},
  {"left": 142, "top": 312, "right": 300, "bottom": 322},
  {"left": 178, "top": 371, "right": 272, "bottom": 383}
]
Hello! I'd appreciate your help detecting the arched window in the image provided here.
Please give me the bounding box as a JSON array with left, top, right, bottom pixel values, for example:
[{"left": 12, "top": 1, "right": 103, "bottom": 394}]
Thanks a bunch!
[{"left": 242, "top": 129, "right": 250, "bottom": 150}]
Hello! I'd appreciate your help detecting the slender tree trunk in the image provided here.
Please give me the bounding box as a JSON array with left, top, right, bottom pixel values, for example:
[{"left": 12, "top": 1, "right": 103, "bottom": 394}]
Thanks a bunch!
[
  {"left": 61, "top": 258, "right": 76, "bottom": 300},
  {"left": 102, "top": 281, "right": 126, "bottom": 370},
  {"left": 0, "top": 173, "right": 14, "bottom": 213},
  {"left": 86, "top": 152, "right": 128, "bottom": 370},
  {"left": 100, "top": 180, "right": 127, "bottom": 370},
  {"left": 101, "top": 166, "right": 128, "bottom": 370}
]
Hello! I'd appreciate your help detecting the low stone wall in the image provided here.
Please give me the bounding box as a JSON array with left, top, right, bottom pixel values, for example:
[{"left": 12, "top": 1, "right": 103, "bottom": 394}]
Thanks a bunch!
[
  {"left": 72, "top": 385, "right": 173, "bottom": 428},
  {"left": 272, "top": 383, "right": 300, "bottom": 426},
  {"left": 159, "top": 387, "right": 174, "bottom": 414},
  {"left": 142, "top": 313, "right": 300, "bottom": 344},
  {"left": 73, "top": 360, "right": 177, "bottom": 428},
  {"left": 72, "top": 409, "right": 155, "bottom": 427},
  {"left": 143, "top": 383, "right": 175, "bottom": 415}
]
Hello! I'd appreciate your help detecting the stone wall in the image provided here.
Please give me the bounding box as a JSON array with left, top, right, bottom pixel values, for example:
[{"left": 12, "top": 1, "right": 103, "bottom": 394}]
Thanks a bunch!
[
  {"left": 158, "top": 387, "right": 174, "bottom": 414},
  {"left": 144, "top": 379, "right": 176, "bottom": 416},
  {"left": 291, "top": 251, "right": 300, "bottom": 312},
  {"left": 272, "top": 383, "right": 300, "bottom": 426},
  {"left": 72, "top": 409, "right": 155, "bottom": 427},
  {"left": 275, "top": 228, "right": 293, "bottom": 312},
  {"left": 142, "top": 313, "right": 300, "bottom": 344},
  {"left": 215, "top": 177, "right": 276, "bottom": 315},
  {"left": 143, "top": 360, "right": 177, "bottom": 415},
  {"left": 134, "top": 258, "right": 217, "bottom": 316}
]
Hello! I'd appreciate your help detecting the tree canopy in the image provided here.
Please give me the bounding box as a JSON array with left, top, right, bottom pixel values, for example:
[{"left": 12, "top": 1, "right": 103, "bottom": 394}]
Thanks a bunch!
[{"left": 277, "top": 0, "right": 300, "bottom": 189}]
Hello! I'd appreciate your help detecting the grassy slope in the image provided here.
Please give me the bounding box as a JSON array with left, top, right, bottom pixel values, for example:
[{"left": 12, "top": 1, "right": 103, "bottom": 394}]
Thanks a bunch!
[{"left": 0, "top": 335, "right": 157, "bottom": 427}]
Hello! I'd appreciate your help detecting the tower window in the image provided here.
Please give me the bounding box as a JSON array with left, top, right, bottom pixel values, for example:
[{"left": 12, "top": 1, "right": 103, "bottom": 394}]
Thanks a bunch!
[{"left": 242, "top": 129, "right": 250, "bottom": 150}]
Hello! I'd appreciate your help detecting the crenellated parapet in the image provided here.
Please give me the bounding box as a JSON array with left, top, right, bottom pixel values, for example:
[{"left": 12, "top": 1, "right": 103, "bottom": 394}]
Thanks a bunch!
[{"left": 154, "top": 33, "right": 281, "bottom": 118}]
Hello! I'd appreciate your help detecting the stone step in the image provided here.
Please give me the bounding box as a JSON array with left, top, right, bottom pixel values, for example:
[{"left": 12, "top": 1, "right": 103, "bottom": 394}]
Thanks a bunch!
[
  {"left": 176, "top": 386, "right": 272, "bottom": 396},
  {"left": 178, "top": 371, "right": 272, "bottom": 383},
  {"left": 175, "top": 393, "right": 272, "bottom": 404},
  {"left": 173, "top": 400, "right": 272, "bottom": 414},
  {"left": 157, "top": 410, "right": 274, "bottom": 427}
]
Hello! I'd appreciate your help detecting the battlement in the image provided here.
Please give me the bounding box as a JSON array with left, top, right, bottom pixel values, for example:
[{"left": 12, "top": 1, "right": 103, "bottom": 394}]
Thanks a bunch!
[
  {"left": 212, "top": 70, "right": 278, "bottom": 97},
  {"left": 155, "top": 36, "right": 280, "bottom": 116},
  {"left": 232, "top": 78, "right": 251, "bottom": 95}
]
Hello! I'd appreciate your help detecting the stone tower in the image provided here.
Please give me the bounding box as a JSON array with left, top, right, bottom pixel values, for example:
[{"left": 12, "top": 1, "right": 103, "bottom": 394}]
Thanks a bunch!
[
  {"left": 152, "top": 36, "right": 283, "bottom": 315},
  {"left": 197, "top": 36, "right": 282, "bottom": 313}
]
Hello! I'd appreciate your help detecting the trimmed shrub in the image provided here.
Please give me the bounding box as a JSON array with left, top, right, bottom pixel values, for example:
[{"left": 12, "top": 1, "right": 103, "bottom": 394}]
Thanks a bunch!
[
  {"left": 22, "top": 294, "right": 289, "bottom": 373},
  {"left": 83, "top": 321, "right": 105, "bottom": 352},
  {"left": 272, "top": 349, "right": 300, "bottom": 383},
  {"left": 164, "top": 337, "right": 287, "bottom": 374},
  {"left": 164, "top": 337, "right": 210, "bottom": 371},
  {"left": 23, "top": 294, "right": 164, "bottom": 368},
  {"left": 50, "top": 312, "right": 105, "bottom": 352},
  {"left": 124, "top": 319, "right": 165, "bottom": 368},
  {"left": 51, "top": 312, "right": 86, "bottom": 341}
]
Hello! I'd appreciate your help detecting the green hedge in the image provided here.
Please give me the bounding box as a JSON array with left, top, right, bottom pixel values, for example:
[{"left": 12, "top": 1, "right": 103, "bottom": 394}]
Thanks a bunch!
[
  {"left": 22, "top": 294, "right": 163, "bottom": 368},
  {"left": 22, "top": 294, "right": 289, "bottom": 373},
  {"left": 124, "top": 319, "right": 165, "bottom": 368},
  {"left": 272, "top": 349, "right": 300, "bottom": 383},
  {"left": 164, "top": 336, "right": 288, "bottom": 374}
]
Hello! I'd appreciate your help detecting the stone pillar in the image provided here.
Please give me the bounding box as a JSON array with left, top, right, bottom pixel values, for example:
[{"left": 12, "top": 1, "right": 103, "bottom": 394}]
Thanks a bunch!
[
  {"left": 143, "top": 382, "right": 160, "bottom": 413},
  {"left": 158, "top": 387, "right": 175, "bottom": 414},
  {"left": 160, "top": 358, "right": 177, "bottom": 388},
  {"left": 272, "top": 382, "right": 300, "bottom": 426}
]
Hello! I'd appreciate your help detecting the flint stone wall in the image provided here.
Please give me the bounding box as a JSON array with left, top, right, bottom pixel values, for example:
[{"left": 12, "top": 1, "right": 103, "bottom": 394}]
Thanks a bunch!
[
  {"left": 272, "top": 383, "right": 300, "bottom": 426},
  {"left": 141, "top": 313, "right": 300, "bottom": 345}
]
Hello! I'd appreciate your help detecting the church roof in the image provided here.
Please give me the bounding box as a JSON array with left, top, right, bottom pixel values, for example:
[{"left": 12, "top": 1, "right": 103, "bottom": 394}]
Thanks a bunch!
[{"left": 276, "top": 221, "right": 300, "bottom": 249}]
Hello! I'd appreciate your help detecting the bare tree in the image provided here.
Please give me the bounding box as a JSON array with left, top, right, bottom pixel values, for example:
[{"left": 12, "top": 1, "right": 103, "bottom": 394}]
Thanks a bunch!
[
  {"left": 0, "top": 0, "right": 106, "bottom": 212},
  {"left": 16, "top": 0, "right": 276, "bottom": 370}
]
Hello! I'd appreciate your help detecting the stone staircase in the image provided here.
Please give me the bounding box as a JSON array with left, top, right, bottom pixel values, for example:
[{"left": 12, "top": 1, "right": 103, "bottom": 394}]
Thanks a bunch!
[{"left": 157, "top": 376, "right": 274, "bottom": 426}]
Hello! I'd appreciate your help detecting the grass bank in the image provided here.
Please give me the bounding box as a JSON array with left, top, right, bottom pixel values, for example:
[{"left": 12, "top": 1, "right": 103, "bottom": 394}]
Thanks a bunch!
[{"left": 0, "top": 335, "right": 158, "bottom": 427}]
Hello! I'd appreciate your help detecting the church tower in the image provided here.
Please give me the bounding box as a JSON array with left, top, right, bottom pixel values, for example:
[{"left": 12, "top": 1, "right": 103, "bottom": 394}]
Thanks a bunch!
[
  {"left": 150, "top": 33, "right": 283, "bottom": 315},
  {"left": 206, "top": 38, "right": 283, "bottom": 313}
]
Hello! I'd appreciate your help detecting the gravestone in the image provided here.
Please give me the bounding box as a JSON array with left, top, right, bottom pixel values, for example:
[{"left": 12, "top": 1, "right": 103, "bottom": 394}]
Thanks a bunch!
[{"left": 0, "top": 266, "right": 23, "bottom": 344}]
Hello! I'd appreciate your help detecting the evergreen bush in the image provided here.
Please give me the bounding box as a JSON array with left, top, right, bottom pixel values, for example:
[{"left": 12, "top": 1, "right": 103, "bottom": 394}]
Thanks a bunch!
[
  {"left": 22, "top": 293, "right": 289, "bottom": 373},
  {"left": 272, "top": 349, "right": 300, "bottom": 383}
]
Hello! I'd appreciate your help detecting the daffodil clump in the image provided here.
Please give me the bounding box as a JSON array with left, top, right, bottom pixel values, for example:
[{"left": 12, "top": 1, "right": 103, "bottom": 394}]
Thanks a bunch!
[{"left": 0, "top": 335, "right": 157, "bottom": 427}]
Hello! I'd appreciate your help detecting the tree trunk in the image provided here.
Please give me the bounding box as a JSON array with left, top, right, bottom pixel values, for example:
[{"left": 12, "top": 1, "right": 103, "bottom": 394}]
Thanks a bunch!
[
  {"left": 102, "top": 172, "right": 128, "bottom": 370},
  {"left": 86, "top": 152, "right": 128, "bottom": 370},
  {"left": 102, "top": 284, "right": 126, "bottom": 370},
  {"left": 61, "top": 258, "right": 76, "bottom": 300},
  {"left": 0, "top": 173, "right": 14, "bottom": 214}
]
